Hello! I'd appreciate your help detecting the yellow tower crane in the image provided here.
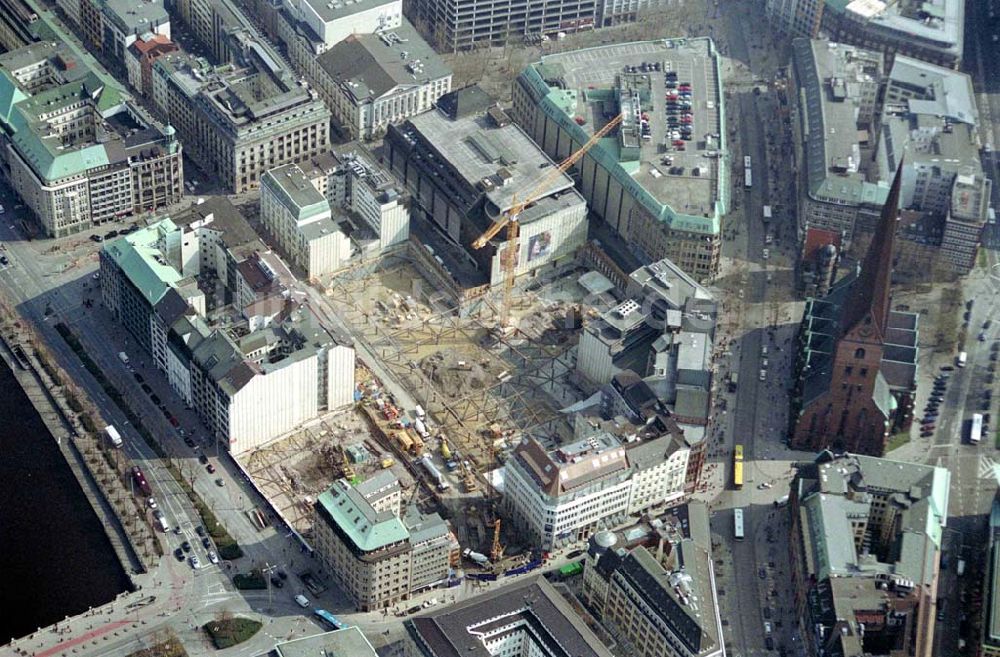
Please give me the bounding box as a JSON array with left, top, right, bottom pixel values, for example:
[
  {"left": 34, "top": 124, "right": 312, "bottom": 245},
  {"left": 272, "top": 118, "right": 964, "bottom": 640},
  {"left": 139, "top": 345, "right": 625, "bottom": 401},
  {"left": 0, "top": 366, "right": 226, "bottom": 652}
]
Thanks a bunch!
[{"left": 471, "top": 113, "right": 624, "bottom": 328}]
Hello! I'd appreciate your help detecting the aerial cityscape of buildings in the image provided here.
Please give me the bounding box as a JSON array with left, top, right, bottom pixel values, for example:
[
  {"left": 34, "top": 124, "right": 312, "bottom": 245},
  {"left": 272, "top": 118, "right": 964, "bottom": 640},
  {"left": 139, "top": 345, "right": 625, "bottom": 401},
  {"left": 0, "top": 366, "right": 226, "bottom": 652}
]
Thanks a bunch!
[{"left": 0, "top": 0, "right": 996, "bottom": 655}]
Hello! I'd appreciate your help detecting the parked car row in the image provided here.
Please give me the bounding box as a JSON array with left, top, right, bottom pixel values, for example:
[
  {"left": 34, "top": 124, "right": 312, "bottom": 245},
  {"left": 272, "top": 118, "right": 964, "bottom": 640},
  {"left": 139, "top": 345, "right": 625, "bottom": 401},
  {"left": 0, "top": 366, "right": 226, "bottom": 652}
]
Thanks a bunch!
[{"left": 664, "top": 71, "right": 694, "bottom": 151}]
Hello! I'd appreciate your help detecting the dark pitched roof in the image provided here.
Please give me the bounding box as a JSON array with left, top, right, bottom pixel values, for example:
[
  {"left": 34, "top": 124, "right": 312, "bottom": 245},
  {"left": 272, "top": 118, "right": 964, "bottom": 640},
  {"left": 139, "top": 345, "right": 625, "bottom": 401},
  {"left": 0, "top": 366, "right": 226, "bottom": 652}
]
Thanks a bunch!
[
  {"left": 840, "top": 160, "right": 904, "bottom": 339},
  {"left": 436, "top": 85, "right": 494, "bottom": 120}
]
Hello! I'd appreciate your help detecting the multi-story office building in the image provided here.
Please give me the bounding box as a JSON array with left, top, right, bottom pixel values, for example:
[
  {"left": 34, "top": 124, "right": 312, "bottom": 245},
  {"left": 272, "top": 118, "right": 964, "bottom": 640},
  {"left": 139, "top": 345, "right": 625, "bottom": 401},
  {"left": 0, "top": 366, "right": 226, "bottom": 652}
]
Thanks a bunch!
[
  {"left": 286, "top": 0, "right": 402, "bottom": 50},
  {"left": 408, "top": 576, "right": 615, "bottom": 657},
  {"left": 100, "top": 208, "right": 356, "bottom": 453},
  {"left": 58, "top": 0, "right": 171, "bottom": 66},
  {"left": 0, "top": 41, "right": 183, "bottom": 237},
  {"left": 260, "top": 164, "right": 350, "bottom": 278},
  {"left": 150, "top": 36, "right": 330, "bottom": 194},
  {"left": 124, "top": 33, "right": 178, "bottom": 97},
  {"left": 312, "top": 475, "right": 457, "bottom": 611},
  {"left": 788, "top": 452, "right": 950, "bottom": 657},
  {"left": 582, "top": 503, "right": 724, "bottom": 657},
  {"left": 504, "top": 423, "right": 702, "bottom": 551},
  {"left": 385, "top": 86, "right": 588, "bottom": 289},
  {"left": 407, "top": 0, "right": 596, "bottom": 51},
  {"left": 788, "top": 39, "right": 888, "bottom": 246},
  {"left": 299, "top": 146, "right": 411, "bottom": 253},
  {"left": 875, "top": 55, "right": 989, "bottom": 275},
  {"left": 789, "top": 39, "right": 989, "bottom": 276},
  {"left": 329, "top": 145, "right": 409, "bottom": 251},
  {"left": 766, "top": 0, "right": 964, "bottom": 69},
  {"left": 980, "top": 478, "right": 1000, "bottom": 657},
  {"left": 170, "top": 0, "right": 248, "bottom": 64},
  {"left": 578, "top": 258, "right": 715, "bottom": 387},
  {"left": 315, "top": 22, "right": 452, "bottom": 140},
  {"left": 504, "top": 433, "right": 633, "bottom": 551},
  {"left": 513, "top": 38, "right": 727, "bottom": 281}
]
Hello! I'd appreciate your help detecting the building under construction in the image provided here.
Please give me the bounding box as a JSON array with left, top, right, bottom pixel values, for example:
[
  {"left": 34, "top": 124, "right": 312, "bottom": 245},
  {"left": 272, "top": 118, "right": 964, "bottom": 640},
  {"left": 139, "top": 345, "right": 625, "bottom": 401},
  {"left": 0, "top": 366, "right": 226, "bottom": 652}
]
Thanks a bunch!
[{"left": 384, "top": 86, "right": 588, "bottom": 294}]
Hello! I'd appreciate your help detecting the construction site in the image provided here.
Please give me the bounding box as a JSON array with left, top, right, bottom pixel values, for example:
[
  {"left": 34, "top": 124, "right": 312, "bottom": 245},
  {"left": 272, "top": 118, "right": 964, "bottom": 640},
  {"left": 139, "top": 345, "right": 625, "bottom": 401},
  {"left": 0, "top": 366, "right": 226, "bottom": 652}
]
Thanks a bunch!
[{"left": 239, "top": 94, "right": 646, "bottom": 566}]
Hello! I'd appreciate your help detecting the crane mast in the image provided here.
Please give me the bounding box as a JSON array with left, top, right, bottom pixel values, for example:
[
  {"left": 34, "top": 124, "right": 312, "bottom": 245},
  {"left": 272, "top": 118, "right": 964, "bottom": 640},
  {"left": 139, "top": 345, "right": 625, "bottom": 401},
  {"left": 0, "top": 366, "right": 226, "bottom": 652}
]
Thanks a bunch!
[{"left": 471, "top": 113, "right": 624, "bottom": 328}]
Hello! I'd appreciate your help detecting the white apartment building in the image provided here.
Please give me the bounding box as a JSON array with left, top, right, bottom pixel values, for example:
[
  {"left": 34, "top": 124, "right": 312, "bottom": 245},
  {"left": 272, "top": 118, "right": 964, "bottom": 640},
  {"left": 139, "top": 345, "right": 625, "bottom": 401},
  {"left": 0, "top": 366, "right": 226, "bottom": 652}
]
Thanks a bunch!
[
  {"left": 315, "top": 22, "right": 452, "bottom": 140},
  {"left": 261, "top": 164, "right": 351, "bottom": 277}
]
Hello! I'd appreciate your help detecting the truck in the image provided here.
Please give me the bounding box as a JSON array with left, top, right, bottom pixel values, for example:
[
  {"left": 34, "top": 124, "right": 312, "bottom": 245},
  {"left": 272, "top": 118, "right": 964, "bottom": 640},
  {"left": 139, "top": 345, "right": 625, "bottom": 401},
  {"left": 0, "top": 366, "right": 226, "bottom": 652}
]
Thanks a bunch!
[
  {"left": 105, "top": 425, "right": 123, "bottom": 448},
  {"left": 420, "top": 455, "right": 450, "bottom": 491},
  {"left": 462, "top": 548, "right": 490, "bottom": 566},
  {"left": 118, "top": 351, "right": 130, "bottom": 366},
  {"left": 762, "top": 205, "right": 772, "bottom": 222},
  {"left": 395, "top": 431, "right": 413, "bottom": 453},
  {"left": 413, "top": 418, "right": 429, "bottom": 438},
  {"left": 414, "top": 405, "right": 426, "bottom": 420},
  {"left": 440, "top": 440, "right": 452, "bottom": 461},
  {"left": 957, "top": 351, "right": 967, "bottom": 368}
]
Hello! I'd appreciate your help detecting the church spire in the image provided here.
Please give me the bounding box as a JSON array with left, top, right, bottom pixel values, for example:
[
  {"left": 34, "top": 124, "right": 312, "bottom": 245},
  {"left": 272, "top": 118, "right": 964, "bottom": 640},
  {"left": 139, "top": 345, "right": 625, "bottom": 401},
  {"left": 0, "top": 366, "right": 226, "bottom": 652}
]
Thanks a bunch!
[{"left": 840, "top": 158, "right": 904, "bottom": 339}]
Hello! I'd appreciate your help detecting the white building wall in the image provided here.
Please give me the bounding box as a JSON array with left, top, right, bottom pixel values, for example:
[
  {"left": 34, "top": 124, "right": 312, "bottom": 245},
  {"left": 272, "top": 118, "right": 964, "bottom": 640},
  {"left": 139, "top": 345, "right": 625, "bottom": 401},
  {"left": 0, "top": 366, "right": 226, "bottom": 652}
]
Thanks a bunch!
[
  {"left": 577, "top": 328, "right": 615, "bottom": 384},
  {"left": 228, "top": 354, "right": 320, "bottom": 454},
  {"left": 299, "top": 0, "right": 402, "bottom": 47},
  {"left": 306, "top": 229, "right": 351, "bottom": 276},
  {"left": 125, "top": 48, "right": 143, "bottom": 91},
  {"left": 488, "top": 196, "right": 587, "bottom": 284},
  {"left": 627, "top": 448, "right": 689, "bottom": 514},
  {"left": 165, "top": 345, "right": 193, "bottom": 404},
  {"left": 326, "top": 343, "right": 356, "bottom": 408}
]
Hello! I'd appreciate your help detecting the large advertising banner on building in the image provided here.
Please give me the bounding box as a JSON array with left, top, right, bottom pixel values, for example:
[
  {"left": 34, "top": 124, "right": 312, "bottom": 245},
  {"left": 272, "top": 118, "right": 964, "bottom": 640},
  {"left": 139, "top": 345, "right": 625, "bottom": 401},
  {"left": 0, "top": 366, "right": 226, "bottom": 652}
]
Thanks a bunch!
[{"left": 527, "top": 231, "right": 553, "bottom": 262}]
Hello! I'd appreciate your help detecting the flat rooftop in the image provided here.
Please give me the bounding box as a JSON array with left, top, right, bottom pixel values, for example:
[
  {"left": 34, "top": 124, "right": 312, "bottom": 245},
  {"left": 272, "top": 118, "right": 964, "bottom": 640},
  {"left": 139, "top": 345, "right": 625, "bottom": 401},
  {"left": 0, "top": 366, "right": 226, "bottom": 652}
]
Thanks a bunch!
[
  {"left": 531, "top": 38, "right": 724, "bottom": 220},
  {"left": 405, "top": 109, "right": 576, "bottom": 218},
  {"left": 408, "top": 576, "right": 614, "bottom": 657}
]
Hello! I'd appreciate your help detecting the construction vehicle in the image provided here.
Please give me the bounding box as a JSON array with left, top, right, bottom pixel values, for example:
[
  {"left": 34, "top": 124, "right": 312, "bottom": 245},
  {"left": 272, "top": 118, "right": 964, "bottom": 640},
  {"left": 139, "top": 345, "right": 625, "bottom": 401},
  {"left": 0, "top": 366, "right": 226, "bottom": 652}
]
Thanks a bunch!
[
  {"left": 409, "top": 428, "right": 425, "bottom": 456},
  {"left": 440, "top": 440, "right": 452, "bottom": 461},
  {"left": 471, "top": 113, "right": 624, "bottom": 328},
  {"left": 380, "top": 457, "right": 395, "bottom": 469},
  {"left": 339, "top": 444, "right": 355, "bottom": 480},
  {"left": 395, "top": 430, "right": 414, "bottom": 453},
  {"left": 490, "top": 518, "right": 504, "bottom": 563}
]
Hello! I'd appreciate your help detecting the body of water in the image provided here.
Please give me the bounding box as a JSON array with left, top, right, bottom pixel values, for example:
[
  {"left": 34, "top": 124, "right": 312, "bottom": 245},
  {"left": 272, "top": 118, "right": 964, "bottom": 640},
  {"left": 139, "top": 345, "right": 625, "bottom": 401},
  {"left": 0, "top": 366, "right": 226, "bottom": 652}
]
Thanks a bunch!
[{"left": 0, "top": 358, "right": 131, "bottom": 643}]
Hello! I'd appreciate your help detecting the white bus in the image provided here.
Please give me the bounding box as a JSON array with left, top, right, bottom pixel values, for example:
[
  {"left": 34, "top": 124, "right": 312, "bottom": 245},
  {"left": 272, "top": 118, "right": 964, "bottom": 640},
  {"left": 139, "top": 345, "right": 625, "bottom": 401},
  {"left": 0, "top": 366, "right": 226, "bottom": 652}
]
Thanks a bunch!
[
  {"left": 971, "top": 413, "right": 984, "bottom": 444},
  {"left": 744, "top": 156, "right": 752, "bottom": 188},
  {"left": 734, "top": 508, "right": 745, "bottom": 541}
]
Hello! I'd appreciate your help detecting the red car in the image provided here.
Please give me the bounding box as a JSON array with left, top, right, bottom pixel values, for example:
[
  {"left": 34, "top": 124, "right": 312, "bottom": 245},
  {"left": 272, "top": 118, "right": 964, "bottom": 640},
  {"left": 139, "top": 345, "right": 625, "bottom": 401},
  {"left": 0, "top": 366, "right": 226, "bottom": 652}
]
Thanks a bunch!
[
  {"left": 206, "top": 463, "right": 216, "bottom": 474},
  {"left": 169, "top": 416, "right": 180, "bottom": 427},
  {"left": 681, "top": 116, "right": 693, "bottom": 124}
]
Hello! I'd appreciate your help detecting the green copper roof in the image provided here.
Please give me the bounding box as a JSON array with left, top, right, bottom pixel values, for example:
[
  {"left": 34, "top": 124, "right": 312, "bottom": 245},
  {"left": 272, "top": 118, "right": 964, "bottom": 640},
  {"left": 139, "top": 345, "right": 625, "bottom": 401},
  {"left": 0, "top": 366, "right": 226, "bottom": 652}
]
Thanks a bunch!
[
  {"left": 518, "top": 52, "right": 724, "bottom": 237},
  {"left": 317, "top": 481, "right": 409, "bottom": 553},
  {"left": 0, "top": 71, "right": 27, "bottom": 125},
  {"left": 102, "top": 220, "right": 183, "bottom": 306}
]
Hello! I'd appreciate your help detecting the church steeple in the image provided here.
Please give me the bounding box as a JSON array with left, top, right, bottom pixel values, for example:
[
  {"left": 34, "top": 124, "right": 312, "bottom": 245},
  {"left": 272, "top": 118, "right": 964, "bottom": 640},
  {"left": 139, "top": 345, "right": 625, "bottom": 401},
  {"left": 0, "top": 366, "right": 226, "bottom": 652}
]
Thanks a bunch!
[{"left": 840, "top": 159, "right": 904, "bottom": 341}]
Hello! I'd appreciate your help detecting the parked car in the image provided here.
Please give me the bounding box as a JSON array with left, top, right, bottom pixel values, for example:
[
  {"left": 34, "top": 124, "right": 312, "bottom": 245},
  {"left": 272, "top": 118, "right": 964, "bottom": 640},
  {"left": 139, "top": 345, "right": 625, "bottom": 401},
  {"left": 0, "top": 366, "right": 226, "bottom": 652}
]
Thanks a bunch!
[
  {"left": 199, "top": 453, "right": 209, "bottom": 464},
  {"left": 182, "top": 541, "right": 191, "bottom": 552},
  {"left": 206, "top": 463, "right": 215, "bottom": 474}
]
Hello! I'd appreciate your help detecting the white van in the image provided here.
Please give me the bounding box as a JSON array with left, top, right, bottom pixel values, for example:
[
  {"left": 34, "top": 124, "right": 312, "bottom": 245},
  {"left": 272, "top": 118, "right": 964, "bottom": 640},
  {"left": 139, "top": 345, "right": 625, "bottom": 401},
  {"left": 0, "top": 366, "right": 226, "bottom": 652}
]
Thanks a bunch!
[{"left": 294, "top": 594, "right": 310, "bottom": 608}]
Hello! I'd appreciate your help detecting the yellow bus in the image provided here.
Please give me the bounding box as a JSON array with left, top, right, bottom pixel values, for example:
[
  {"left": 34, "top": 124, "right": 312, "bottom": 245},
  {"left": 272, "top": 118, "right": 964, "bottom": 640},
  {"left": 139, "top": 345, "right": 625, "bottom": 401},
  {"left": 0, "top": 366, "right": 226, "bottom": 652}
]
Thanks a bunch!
[{"left": 733, "top": 444, "right": 744, "bottom": 490}]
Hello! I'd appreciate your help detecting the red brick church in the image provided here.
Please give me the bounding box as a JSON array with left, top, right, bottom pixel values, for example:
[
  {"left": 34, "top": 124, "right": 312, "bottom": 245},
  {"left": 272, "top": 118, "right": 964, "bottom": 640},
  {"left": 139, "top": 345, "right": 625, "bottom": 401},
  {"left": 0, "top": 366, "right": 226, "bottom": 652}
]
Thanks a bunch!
[{"left": 789, "top": 163, "right": 918, "bottom": 455}]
